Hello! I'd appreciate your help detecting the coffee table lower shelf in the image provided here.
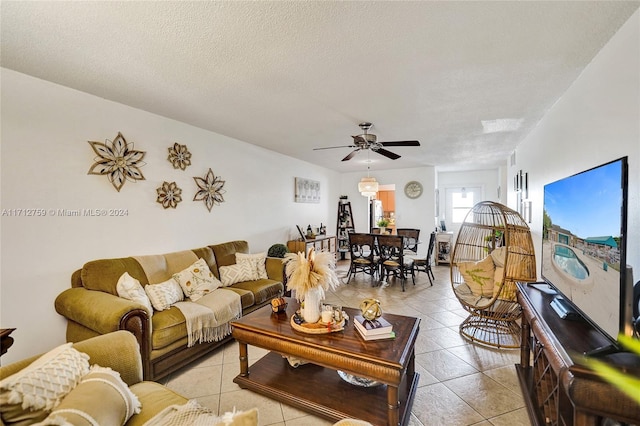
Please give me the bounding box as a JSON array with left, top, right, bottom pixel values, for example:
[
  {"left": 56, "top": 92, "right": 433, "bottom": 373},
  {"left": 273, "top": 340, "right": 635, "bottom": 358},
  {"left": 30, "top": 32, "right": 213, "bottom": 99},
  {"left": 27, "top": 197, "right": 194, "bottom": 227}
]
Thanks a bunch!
[{"left": 233, "top": 351, "right": 419, "bottom": 426}]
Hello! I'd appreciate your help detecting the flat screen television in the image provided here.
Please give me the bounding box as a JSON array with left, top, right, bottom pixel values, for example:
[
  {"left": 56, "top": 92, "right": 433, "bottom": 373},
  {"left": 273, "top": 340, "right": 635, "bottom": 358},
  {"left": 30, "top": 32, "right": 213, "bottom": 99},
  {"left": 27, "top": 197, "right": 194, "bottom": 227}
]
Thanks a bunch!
[{"left": 541, "top": 156, "right": 631, "bottom": 351}]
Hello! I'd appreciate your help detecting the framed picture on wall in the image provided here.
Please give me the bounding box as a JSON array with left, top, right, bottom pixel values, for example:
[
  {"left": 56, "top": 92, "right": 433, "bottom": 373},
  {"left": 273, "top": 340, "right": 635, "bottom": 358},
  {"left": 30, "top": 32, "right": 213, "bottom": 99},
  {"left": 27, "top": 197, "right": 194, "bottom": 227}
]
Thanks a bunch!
[{"left": 294, "top": 177, "right": 320, "bottom": 203}]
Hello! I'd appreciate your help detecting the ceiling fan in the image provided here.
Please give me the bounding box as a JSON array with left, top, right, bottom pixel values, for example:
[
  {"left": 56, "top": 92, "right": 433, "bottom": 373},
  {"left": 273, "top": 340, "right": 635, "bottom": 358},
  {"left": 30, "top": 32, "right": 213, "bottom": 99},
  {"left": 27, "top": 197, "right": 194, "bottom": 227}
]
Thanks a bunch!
[{"left": 313, "top": 122, "right": 420, "bottom": 161}]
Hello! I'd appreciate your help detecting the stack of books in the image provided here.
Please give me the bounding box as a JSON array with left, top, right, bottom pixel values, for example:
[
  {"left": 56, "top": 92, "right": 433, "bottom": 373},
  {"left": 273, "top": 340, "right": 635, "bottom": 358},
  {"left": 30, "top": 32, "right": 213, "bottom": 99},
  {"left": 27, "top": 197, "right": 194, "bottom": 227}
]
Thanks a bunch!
[{"left": 353, "top": 315, "right": 395, "bottom": 340}]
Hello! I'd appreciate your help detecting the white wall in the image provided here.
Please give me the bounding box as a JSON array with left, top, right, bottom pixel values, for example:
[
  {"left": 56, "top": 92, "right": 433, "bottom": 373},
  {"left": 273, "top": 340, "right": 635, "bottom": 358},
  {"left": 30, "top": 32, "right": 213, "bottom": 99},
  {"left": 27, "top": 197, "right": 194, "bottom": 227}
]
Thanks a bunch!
[
  {"left": 0, "top": 68, "right": 340, "bottom": 363},
  {"left": 509, "top": 11, "right": 640, "bottom": 280}
]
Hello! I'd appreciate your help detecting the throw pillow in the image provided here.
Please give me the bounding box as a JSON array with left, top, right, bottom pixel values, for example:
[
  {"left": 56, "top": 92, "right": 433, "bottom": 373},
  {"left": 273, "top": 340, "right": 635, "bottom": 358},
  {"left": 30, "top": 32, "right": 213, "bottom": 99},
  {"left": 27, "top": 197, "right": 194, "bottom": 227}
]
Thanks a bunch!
[
  {"left": 219, "top": 262, "right": 255, "bottom": 287},
  {"left": 490, "top": 246, "right": 507, "bottom": 267},
  {"left": 144, "top": 278, "right": 184, "bottom": 311},
  {"left": 0, "top": 343, "right": 90, "bottom": 412},
  {"left": 458, "top": 256, "right": 495, "bottom": 297},
  {"left": 172, "top": 258, "right": 221, "bottom": 302},
  {"left": 493, "top": 266, "right": 517, "bottom": 301},
  {"left": 235, "top": 252, "right": 268, "bottom": 280},
  {"left": 34, "top": 365, "right": 141, "bottom": 426},
  {"left": 116, "top": 272, "right": 153, "bottom": 315}
]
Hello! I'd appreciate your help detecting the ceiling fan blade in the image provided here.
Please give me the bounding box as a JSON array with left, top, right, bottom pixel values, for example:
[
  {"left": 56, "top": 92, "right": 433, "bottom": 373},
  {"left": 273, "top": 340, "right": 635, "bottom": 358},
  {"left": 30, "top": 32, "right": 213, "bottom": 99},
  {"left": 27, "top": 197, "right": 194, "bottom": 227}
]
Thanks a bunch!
[
  {"left": 341, "top": 149, "right": 360, "bottom": 161},
  {"left": 375, "top": 148, "right": 401, "bottom": 160},
  {"left": 313, "top": 145, "right": 356, "bottom": 151},
  {"left": 380, "top": 140, "right": 421, "bottom": 147}
]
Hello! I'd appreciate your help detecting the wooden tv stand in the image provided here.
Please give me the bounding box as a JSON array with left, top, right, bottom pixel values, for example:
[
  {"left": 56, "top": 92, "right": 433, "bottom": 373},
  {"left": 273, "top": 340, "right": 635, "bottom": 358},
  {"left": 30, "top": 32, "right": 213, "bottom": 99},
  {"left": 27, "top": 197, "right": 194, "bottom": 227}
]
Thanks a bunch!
[{"left": 516, "top": 283, "right": 640, "bottom": 425}]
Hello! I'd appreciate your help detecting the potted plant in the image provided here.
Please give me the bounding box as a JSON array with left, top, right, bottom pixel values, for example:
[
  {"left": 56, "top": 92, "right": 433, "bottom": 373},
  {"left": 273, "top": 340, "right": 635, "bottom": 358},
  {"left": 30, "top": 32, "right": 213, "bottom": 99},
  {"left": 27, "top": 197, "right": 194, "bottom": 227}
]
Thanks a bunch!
[{"left": 376, "top": 218, "right": 390, "bottom": 233}]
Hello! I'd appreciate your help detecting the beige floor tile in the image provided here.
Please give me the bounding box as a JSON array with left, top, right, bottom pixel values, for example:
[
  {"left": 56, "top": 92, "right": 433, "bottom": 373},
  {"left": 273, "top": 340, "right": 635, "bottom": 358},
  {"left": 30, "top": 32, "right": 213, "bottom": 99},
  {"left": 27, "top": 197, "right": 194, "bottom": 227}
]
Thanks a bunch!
[
  {"left": 166, "top": 363, "right": 223, "bottom": 398},
  {"left": 482, "top": 365, "right": 523, "bottom": 397},
  {"left": 487, "top": 407, "right": 531, "bottom": 426},
  {"left": 446, "top": 344, "right": 520, "bottom": 372},
  {"left": 283, "top": 415, "right": 333, "bottom": 426},
  {"left": 412, "top": 383, "right": 484, "bottom": 426},
  {"left": 416, "top": 349, "right": 478, "bottom": 382},
  {"left": 443, "top": 372, "right": 524, "bottom": 418},
  {"left": 194, "top": 394, "right": 220, "bottom": 414}
]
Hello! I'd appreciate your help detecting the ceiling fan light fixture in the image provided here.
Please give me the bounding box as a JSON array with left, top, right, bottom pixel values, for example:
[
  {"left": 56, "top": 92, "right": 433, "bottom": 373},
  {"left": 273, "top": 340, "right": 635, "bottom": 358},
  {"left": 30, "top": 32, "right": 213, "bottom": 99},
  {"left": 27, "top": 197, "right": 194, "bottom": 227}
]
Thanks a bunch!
[{"left": 358, "top": 176, "right": 379, "bottom": 197}]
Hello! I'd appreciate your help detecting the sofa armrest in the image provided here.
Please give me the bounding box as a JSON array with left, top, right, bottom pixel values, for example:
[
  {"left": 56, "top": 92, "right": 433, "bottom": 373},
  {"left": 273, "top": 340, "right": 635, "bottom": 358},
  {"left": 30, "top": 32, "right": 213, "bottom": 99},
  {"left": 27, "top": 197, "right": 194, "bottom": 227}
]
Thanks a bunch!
[
  {"left": 265, "top": 257, "right": 285, "bottom": 283},
  {"left": 55, "top": 288, "right": 150, "bottom": 367},
  {"left": 72, "top": 331, "right": 143, "bottom": 386}
]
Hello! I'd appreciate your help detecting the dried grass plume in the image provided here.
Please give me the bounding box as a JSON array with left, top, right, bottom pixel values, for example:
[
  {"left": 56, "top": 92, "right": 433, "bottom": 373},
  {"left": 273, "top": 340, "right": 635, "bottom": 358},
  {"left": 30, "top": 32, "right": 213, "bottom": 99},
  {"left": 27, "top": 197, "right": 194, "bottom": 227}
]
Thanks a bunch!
[{"left": 284, "top": 248, "right": 340, "bottom": 301}]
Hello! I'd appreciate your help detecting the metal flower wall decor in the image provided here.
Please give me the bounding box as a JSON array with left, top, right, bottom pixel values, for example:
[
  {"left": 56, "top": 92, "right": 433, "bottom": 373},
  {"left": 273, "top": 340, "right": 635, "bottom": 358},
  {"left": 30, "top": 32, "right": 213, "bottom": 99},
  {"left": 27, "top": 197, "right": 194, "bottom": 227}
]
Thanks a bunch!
[
  {"left": 156, "top": 181, "right": 183, "bottom": 209},
  {"left": 193, "top": 168, "right": 226, "bottom": 212},
  {"left": 167, "top": 142, "right": 192, "bottom": 170},
  {"left": 88, "top": 132, "right": 146, "bottom": 192}
]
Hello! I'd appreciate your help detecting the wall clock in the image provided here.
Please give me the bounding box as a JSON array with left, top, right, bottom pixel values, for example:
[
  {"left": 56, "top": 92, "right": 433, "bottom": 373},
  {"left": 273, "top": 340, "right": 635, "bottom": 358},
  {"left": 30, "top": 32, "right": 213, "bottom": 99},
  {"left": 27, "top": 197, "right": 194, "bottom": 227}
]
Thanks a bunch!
[{"left": 404, "top": 181, "right": 423, "bottom": 199}]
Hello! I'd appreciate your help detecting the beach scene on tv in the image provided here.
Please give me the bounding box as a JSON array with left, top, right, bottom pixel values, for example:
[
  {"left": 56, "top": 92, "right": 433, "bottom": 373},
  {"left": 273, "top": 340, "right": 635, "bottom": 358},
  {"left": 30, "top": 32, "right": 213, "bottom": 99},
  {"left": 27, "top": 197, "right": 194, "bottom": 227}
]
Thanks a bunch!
[{"left": 541, "top": 160, "right": 623, "bottom": 338}]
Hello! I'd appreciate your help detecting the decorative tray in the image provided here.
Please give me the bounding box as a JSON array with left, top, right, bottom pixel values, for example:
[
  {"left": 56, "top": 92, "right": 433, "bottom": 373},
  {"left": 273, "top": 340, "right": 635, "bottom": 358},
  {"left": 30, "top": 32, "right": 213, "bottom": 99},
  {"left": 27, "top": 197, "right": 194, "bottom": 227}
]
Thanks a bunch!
[{"left": 290, "top": 314, "right": 345, "bottom": 334}]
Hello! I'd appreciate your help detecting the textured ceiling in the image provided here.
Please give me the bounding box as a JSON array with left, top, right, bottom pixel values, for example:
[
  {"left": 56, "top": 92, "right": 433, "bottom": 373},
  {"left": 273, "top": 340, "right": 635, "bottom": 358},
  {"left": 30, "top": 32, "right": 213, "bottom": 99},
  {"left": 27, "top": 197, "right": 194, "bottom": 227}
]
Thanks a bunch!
[{"left": 2, "top": 1, "right": 638, "bottom": 173}]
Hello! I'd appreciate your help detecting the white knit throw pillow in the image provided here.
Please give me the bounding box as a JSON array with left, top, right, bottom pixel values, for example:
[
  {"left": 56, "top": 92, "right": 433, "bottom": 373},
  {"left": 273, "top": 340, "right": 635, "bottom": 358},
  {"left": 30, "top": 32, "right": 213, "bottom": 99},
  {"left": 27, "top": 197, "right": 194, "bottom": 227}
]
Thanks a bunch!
[{"left": 0, "top": 343, "right": 90, "bottom": 411}]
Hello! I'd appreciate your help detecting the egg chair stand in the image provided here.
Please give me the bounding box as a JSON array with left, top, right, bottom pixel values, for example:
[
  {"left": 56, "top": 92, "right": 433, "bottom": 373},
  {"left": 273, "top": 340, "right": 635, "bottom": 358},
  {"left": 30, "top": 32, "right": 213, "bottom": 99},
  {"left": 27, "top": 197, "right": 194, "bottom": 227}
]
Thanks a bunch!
[{"left": 450, "top": 201, "right": 537, "bottom": 349}]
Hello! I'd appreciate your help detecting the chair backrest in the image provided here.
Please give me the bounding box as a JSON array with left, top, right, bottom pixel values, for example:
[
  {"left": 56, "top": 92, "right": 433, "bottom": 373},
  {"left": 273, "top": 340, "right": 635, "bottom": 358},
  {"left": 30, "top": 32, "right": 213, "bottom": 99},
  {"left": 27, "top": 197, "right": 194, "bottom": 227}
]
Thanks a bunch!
[
  {"left": 376, "top": 234, "right": 404, "bottom": 263},
  {"left": 348, "top": 233, "right": 375, "bottom": 261},
  {"left": 425, "top": 231, "right": 436, "bottom": 262},
  {"left": 397, "top": 228, "right": 420, "bottom": 252},
  {"left": 371, "top": 228, "right": 381, "bottom": 234}
]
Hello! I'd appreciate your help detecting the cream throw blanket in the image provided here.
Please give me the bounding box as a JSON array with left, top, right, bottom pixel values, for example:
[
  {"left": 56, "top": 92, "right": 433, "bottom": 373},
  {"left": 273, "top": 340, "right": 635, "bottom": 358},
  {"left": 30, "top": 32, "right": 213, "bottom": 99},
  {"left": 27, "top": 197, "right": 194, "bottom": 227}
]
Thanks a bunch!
[
  {"left": 173, "top": 289, "right": 242, "bottom": 347},
  {"left": 142, "top": 400, "right": 258, "bottom": 426}
]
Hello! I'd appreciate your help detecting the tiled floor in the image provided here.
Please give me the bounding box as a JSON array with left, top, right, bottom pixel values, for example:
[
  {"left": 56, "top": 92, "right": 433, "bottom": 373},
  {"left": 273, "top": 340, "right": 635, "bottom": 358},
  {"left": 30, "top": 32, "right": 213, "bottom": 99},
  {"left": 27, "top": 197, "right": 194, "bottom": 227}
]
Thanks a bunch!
[{"left": 161, "top": 260, "right": 531, "bottom": 426}]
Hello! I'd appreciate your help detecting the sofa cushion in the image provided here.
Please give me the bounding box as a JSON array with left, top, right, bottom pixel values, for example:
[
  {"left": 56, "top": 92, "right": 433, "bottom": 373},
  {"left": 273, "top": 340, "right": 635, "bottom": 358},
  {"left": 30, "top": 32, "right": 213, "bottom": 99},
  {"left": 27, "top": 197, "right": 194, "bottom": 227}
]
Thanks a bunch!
[
  {"left": 150, "top": 307, "right": 188, "bottom": 351},
  {"left": 222, "top": 287, "right": 255, "bottom": 310},
  {"left": 81, "top": 257, "right": 146, "bottom": 295},
  {"left": 116, "top": 272, "right": 153, "bottom": 315},
  {"left": 191, "top": 246, "right": 219, "bottom": 280},
  {"left": 0, "top": 343, "right": 90, "bottom": 412},
  {"left": 210, "top": 241, "right": 249, "bottom": 267},
  {"left": 37, "top": 365, "right": 141, "bottom": 426},
  {"left": 126, "top": 381, "right": 188, "bottom": 426},
  {"left": 230, "top": 279, "right": 284, "bottom": 305},
  {"left": 133, "top": 251, "right": 199, "bottom": 285},
  {"left": 173, "top": 258, "right": 221, "bottom": 301},
  {"left": 145, "top": 278, "right": 184, "bottom": 311}
]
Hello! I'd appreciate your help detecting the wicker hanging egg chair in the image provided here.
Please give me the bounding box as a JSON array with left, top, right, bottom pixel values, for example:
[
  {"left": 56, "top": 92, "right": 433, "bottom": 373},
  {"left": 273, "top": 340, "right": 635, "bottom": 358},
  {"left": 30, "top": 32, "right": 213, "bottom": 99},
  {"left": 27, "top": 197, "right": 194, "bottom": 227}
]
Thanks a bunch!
[{"left": 450, "top": 201, "right": 537, "bottom": 348}]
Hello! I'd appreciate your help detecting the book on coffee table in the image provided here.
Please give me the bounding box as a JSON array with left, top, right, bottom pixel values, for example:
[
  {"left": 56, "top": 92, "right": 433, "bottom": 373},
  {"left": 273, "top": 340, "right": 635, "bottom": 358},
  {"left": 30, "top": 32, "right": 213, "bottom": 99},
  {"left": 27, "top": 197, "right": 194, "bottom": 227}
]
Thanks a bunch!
[
  {"left": 354, "top": 324, "right": 396, "bottom": 341},
  {"left": 354, "top": 315, "right": 393, "bottom": 336}
]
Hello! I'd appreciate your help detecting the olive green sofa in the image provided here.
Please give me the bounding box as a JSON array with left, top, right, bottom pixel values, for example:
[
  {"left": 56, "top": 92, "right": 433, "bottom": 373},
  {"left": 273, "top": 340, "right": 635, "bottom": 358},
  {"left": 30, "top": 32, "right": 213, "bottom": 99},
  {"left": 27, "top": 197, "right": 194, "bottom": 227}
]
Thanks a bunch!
[
  {"left": 0, "top": 331, "right": 189, "bottom": 426},
  {"left": 54, "top": 240, "right": 285, "bottom": 381}
]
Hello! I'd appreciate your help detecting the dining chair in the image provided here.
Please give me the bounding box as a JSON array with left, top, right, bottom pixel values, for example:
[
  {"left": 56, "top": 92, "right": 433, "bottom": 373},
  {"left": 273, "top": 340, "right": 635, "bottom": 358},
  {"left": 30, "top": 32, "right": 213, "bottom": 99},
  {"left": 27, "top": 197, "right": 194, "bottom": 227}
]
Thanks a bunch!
[
  {"left": 410, "top": 231, "right": 436, "bottom": 286},
  {"left": 396, "top": 228, "right": 420, "bottom": 254},
  {"left": 371, "top": 228, "right": 381, "bottom": 234},
  {"left": 345, "top": 232, "right": 377, "bottom": 284},
  {"left": 376, "top": 234, "right": 414, "bottom": 291}
]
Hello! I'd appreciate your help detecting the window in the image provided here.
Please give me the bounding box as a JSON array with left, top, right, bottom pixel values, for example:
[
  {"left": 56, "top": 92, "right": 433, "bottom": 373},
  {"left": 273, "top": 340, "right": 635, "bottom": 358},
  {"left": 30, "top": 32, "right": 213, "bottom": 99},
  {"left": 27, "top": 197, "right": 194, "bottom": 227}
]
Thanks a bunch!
[{"left": 445, "top": 187, "right": 482, "bottom": 224}]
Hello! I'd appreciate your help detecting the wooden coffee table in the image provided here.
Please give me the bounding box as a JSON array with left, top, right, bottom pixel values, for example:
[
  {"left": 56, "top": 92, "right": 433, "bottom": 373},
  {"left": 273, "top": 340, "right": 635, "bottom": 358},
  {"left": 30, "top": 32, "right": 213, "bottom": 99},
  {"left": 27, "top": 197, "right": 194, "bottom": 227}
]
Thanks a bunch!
[{"left": 231, "top": 299, "right": 420, "bottom": 426}]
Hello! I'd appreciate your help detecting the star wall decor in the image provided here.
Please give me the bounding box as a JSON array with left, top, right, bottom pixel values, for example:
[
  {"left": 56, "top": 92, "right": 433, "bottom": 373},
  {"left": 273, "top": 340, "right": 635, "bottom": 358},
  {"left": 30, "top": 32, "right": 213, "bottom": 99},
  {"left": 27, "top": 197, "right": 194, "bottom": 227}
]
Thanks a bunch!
[
  {"left": 156, "top": 181, "right": 183, "bottom": 209},
  {"left": 87, "top": 132, "right": 146, "bottom": 192},
  {"left": 193, "top": 168, "right": 226, "bottom": 212},
  {"left": 167, "top": 142, "right": 192, "bottom": 170}
]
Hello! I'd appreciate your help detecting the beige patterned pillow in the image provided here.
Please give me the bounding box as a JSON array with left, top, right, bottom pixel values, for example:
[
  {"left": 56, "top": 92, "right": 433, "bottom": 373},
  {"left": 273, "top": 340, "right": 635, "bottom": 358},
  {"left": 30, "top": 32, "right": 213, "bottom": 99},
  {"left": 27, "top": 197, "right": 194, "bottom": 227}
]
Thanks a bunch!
[
  {"left": 35, "top": 365, "right": 141, "bottom": 426},
  {"left": 144, "top": 278, "right": 184, "bottom": 311},
  {"left": 458, "top": 256, "right": 495, "bottom": 297},
  {"left": 116, "top": 272, "right": 153, "bottom": 315},
  {"left": 219, "top": 263, "right": 255, "bottom": 286},
  {"left": 235, "top": 252, "right": 268, "bottom": 280},
  {"left": 0, "top": 343, "right": 90, "bottom": 412},
  {"left": 172, "top": 258, "right": 221, "bottom": 301}
]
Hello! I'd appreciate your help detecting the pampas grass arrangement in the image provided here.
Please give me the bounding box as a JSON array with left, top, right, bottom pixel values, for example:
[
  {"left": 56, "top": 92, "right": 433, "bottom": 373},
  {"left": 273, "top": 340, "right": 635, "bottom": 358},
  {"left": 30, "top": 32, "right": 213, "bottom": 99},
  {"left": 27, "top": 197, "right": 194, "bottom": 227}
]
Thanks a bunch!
[{"left": 284, "top": 247, "right": 340, "bottom": 301}]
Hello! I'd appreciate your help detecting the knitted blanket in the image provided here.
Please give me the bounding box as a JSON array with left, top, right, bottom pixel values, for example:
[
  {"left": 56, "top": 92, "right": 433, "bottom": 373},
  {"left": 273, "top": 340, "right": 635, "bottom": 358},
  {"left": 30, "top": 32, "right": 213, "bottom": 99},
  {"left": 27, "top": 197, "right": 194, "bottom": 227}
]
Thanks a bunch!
[
  {"left": 173, "top": 289, "right": 242, "bottom": 347},
  {"left": 142, "top": 400, "right": 257, "bottom": 426}
]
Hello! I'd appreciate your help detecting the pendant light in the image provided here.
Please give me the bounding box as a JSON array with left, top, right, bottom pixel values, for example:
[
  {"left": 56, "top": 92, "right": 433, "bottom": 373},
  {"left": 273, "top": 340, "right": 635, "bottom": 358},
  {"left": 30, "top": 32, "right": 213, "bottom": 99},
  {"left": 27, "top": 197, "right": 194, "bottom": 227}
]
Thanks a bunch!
[{"left": 358, "top": 151, "right": 378, "bottom": 197}]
